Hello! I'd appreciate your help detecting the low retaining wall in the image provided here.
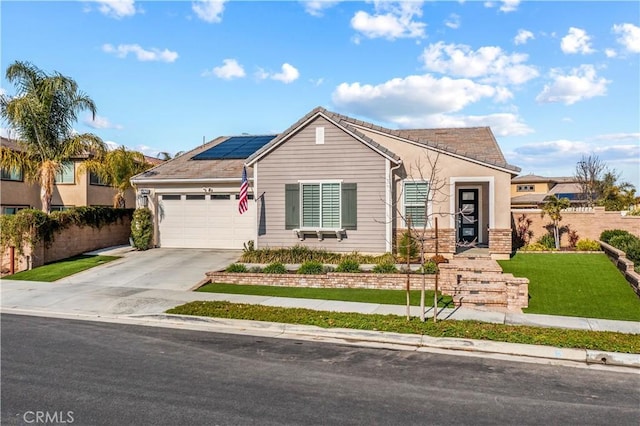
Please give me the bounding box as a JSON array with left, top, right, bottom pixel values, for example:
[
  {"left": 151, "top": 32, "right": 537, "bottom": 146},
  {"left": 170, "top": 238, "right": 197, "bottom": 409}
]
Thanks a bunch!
[
  {"left": 1, "top": 218, "right": 131, "bottom": 273},
  {"left": 600, "top": 241, "right": 640, "bottom": 297},
  {"left": 207, "top": 257, "right": 529, "bottom": 311}
]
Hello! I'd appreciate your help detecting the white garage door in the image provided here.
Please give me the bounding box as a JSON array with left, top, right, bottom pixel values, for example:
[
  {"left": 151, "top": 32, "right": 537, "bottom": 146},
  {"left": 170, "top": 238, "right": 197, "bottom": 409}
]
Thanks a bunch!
[{"left": 158, "top": 194, "right": 255, "bottom": 249}]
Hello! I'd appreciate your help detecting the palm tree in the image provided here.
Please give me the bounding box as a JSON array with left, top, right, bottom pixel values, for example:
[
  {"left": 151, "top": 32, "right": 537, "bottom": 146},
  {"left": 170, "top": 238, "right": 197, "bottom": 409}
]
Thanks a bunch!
[
  {"left": 541, "top": 195, "right": 571, "bottom": 249},
  {"left": 79, "top": 146, "right": 153, "bottom": 208},
  {"left": 0, "top": 61, "right": 106, "bottom": 213}
]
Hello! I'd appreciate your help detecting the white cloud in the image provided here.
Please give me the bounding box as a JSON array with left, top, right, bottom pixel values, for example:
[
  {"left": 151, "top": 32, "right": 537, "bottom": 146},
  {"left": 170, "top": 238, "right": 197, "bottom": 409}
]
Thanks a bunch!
[
  {"left": 272, "top": 63, "right": 300, "bottom": 83},
  {"left": 256, "top": 63, "right": 300, "bottom": 84},
  {"left": 202, "top": 59, "right": 246, "bottom": 79},
  {"left": 605, "top": 48, "right": 617, "bottom": 58},
  {"left": 0, "top": 87, "right": 6, "bottom": 96},
  {"left": 484, "top": 0, "right": 520, "bottom": 13},
  {"left": 420, "top": 42, "right": 539, "bottom": 85},
  {"left": 192, "top": 0, "right": 226, "bottom": 23},
  {"left": 94, "top": 0, "right": 136, "bottom": 19},
  {"left": 102, "top": 43, "right": 178, "bottom": 63},
  {"left": 303, "top": 1, "right": 341, "bottom": 17},
  {"left": 514, "top": 29, "right": 534, "bottom": 45},
  {"left": 351, "top": 1, "right": 426, "bottom": 40},
  {"left": 333, "top": 73, "right": 501, "bottom": 119},
  {"left": 444, "top": 13, "right": 460, "bottom": 30},
  {"left": 104, "top": 140, "right": 121, "bottom": 150},
  {"left": 561, "top": 27, "right": 595, "bottom": 54},
  {"left": 310, "top": 77, "right": 325, "bottom": 86},
  {"left": 535, "top": 64, "right": 610, "bottom": 105},
  {"left": 401, "top": 112, "right": 532, "bottom": 136},
  {"left": 84, "top": 114, "right": 123, "bottom": 130},
  {"left": 612, "top": 23, "right": 640, "bottom": 53}
]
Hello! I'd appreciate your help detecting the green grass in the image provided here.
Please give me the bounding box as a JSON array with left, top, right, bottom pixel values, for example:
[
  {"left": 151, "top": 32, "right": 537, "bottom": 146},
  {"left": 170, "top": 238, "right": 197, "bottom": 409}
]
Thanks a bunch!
[
  {"left": 167, "top": 301, "right": 640, "bottom": 353},
  {"left": 198, "top": 283, "right": 453, "bottom": 308},
  {"left": 4, "top": 255, "right": 120, "bottom": 282},
  {"left": 498, "top": 253, "right": 640, "bottom": 321}
]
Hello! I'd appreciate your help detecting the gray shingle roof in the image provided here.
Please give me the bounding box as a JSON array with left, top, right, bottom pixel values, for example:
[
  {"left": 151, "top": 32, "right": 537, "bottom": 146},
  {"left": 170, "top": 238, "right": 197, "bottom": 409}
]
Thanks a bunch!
[{"left": 132, "top": 136, "right": 251, "bottom": 181}]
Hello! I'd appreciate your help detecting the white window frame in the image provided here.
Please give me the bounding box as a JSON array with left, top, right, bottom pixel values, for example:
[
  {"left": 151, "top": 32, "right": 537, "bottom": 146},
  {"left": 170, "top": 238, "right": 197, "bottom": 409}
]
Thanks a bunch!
[
  {"left": 298, "top": 180, "right": 342, "bottom": 230},
  {"left": 403, "top": 180, "right": 430, "bottom": 228}
]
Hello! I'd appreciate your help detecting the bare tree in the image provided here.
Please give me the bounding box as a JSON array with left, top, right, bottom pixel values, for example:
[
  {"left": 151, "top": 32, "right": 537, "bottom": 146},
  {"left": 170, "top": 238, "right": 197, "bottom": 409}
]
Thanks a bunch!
[
  {"left": 384, "top": 150, "right": 474, "bottom": 322},
  {"left": 575, "top": 154, "right": 605, "bottom": 207}
]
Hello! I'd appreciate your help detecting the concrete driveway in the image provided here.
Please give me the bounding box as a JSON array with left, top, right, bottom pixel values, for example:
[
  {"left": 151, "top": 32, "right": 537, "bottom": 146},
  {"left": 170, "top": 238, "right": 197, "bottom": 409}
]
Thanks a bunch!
[
  {"left": 58, "top": 246, "right": 242, "bottom": 290},
  {"left": 1, "top": 246, "right": 243, "bottom": 317}
]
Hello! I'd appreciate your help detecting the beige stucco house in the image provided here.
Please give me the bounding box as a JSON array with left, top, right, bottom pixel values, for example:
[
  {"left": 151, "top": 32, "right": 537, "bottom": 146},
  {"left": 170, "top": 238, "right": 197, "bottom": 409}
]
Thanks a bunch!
[
  {"left": 132, "top": 107, "right": 520, "bottom": 259},
  {"left": 0, "top": 136, "right": 157, "bottom": 213},
  {"left": 511, "top": 174, "right": 583, "bottom": 209}
]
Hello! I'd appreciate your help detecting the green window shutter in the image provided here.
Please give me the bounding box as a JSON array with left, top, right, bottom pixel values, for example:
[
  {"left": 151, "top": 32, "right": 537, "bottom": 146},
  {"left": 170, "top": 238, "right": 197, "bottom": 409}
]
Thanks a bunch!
[
  {"left": 285, "top": 184, "right": 300, "bottom": 230},
  {"left": 341, "top": 183, "right": 357, "bottom": 230}
]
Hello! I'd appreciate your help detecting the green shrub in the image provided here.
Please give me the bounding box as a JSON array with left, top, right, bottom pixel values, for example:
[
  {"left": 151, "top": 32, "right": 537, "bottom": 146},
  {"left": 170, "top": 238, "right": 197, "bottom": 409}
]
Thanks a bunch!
[
  {"left": 248, "top": 266, "right": 263, "bottom": 273},
  {"left": 263, "top": 262, "right": 287, "bottom": 274},
  {"left": 131, "top": 207, "right": 153, "bottom": 250},
  {"left": 372, "top": 262, "right": 398, "bottom": 274},
  {"left": 628, "top": 208, "right": 640, "bottom": 217},
  {"left": 600, "top": 229, "right": 629, "bottom": 244},
  {"left": 397, "top": 230, "right": 418, "bottom": 261},
  {"left": 297, "top": 260, "right": 325, "bottom": 275},
  {"left": 522, "top": 242, "right": 552, "bottom": 251},
  {"left": 575, "top": 239, "right": 601, "bottom": 251},
  {"left": 418, "top": 261, "right": 438, "bottom": 274},
  {"left": 239, "top": 244, "right": 389, "bottom": 264},
  {"left": 323, "top": 265, "right": 335, "bottom": 273},
  {"left": 226, "top": 263, "right": 248, "bottom": 273},
  {"left": 335, "top": 259, "right": 361, "bottom": 273},
  {"left": 624, "top": 242, "right": 640, "bottom": 267},
  {"left": 536, "top": 233, "right": 556, "bottom": 249},
  {"left": 609, "top": 234, "right": 638, "bottom": 252}
]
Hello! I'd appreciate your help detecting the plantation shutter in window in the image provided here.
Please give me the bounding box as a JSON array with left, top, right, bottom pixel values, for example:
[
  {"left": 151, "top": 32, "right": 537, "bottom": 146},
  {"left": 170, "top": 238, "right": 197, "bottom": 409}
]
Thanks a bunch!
[
  {"left": 321, "top": 183, "right": 340, "bottom": 228},
  {"left": 302, "top": 184, "right": 320, "bottom": 227},
  {"left": 341, "top": 183, "right": 357, "bottom": 230},
  {"left": 404, "top": 182, "right": 428, "bottom": 227},
  {"left": 285, "top": 184, "right": 299, "bottom": 230}
]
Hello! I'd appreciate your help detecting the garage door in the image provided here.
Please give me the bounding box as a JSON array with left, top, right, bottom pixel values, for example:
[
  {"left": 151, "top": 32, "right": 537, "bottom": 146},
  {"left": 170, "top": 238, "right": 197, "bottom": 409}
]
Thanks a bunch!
[{"left": 158, "top": 194, "right": 255, "bottom": 249}]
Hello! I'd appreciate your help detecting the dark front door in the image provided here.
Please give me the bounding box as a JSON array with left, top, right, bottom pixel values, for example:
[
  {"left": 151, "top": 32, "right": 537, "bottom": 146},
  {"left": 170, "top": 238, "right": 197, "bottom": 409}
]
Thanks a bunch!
[{"left": 458, "top": 189, "right": 478, "bottom": 243}]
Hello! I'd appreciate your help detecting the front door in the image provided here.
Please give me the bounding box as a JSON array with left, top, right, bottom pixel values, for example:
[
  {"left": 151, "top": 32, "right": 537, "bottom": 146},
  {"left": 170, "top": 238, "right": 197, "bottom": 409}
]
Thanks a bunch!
[{"left": 458, "top": 189, "right": 478, "bottom": 243}]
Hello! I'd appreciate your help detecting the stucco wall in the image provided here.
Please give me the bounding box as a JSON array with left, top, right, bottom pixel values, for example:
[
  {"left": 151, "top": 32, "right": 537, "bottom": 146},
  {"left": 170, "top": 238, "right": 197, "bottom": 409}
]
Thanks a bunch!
[{"left": 512, "top": 207, "right": 640, "bottom": 247}]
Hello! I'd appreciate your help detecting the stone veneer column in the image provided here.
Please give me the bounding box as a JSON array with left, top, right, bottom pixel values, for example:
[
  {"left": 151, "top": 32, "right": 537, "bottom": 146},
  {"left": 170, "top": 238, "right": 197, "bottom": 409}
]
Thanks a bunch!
[{"left": 489, "top": 228, "right": 512, "bottom": 259}]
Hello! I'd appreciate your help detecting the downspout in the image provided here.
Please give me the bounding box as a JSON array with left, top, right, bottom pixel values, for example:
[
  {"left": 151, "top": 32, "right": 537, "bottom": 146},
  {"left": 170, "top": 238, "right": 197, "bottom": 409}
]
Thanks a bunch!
[{"left": 386, "top": 160, "right": 403, "bottom": 253}]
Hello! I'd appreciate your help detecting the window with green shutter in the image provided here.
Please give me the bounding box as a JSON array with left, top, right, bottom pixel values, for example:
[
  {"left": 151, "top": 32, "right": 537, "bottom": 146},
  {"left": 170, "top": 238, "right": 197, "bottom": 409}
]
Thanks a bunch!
[
  {"left": 404, "top": 181, "right": 429, "bottom": 227},
  {"left": 286, "top": 182, "right": 357, "bottom": 230}
]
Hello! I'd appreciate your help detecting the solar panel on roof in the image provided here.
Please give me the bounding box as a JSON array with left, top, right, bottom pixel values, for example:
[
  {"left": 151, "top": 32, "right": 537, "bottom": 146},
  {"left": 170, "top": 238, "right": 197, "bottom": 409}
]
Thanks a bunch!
[{"left": 191, "top": 135, "right": 277, "bottom": 160}]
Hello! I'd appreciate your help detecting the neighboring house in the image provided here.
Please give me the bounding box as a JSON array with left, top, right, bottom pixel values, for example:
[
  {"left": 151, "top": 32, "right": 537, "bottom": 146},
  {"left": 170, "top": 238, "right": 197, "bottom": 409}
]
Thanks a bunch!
[
  {"left": 0, "top": 136, "right": 161, "bottom": 213},
  {"left": 132, "top": 107, "right": 520, "bottom": 259},
  {"left": 511, "top": 174, "right": 583, "bottom": 209}
]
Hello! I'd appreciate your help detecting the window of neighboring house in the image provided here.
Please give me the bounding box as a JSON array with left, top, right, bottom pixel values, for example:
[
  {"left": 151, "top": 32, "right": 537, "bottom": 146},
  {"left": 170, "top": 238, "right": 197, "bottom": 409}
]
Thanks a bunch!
[
  {"left": 517, "top": 184, "right": 535, "bottom": 192},
  {"left": 55, "top": 161, "right": 75, "bottom": 184},
  {"left": 89, "top": 172, "right": 109, "bottom": 186},
  {"left": 404, "top": 181, "right": 429, "bottom": 227},
  {"left": 0, "top": 167, "right": 23, "bottom": 181},
  {"left": 2, "top": 206, "right": 29, "bottom": 215},
  {"left": 284, "top": 182, "right": 357, "bottom": 230},
  {"left": 50, "top": 205, "right": 74, "bottom": 212}
]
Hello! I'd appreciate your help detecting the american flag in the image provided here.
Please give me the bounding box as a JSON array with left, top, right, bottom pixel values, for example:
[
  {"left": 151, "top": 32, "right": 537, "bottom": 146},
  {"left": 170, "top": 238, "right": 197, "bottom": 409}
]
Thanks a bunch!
[{"left": 238, "top": 166, "right": 249, "bottom": 214}]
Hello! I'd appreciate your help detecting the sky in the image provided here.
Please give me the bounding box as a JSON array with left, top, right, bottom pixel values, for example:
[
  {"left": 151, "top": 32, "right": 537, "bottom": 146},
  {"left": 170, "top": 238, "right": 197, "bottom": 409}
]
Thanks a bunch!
[{"left": 1, "top": 0, "right": 639, "bottom": 187}]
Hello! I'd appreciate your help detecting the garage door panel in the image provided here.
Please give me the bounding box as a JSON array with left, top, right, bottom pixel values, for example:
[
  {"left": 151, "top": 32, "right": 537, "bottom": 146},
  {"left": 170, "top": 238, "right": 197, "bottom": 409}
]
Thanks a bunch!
[{"left": 159, "top": 196, "right": 255, "bottom": 249}]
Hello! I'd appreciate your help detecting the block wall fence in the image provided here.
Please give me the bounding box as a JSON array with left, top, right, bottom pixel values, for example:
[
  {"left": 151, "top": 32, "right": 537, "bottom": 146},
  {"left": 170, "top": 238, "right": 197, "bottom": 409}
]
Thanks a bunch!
[{"left": 512, "top": 207, "right": 640, "bottom": 247}]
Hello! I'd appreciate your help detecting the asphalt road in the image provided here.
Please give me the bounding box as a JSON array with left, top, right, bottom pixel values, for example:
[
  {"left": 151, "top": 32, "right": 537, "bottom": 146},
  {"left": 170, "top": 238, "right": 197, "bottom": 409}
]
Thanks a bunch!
[{"left": 2, "top": 314, "right": 639, "bottom": 426}]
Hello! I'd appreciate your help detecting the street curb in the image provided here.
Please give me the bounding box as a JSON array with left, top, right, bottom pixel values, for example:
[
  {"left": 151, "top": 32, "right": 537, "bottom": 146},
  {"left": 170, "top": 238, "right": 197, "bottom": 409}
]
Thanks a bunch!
[{"left": 3, "top": 308, "right": 637, "bottom": 370}]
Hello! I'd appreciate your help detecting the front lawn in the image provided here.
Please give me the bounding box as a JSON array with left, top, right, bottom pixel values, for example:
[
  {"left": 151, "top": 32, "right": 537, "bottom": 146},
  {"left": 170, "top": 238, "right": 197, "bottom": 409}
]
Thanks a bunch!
[
  {"left": 168, "top": 301, "right": 640, "bottom": 353},
  {"left": 198, "top": 283, "right": 453, "bottom": 307},
  {"left": 3, "top": 255, "right": 120, "bottom": 282},
  {"left": 498, "top": 253, "right": 640, "bottom": 321}
]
